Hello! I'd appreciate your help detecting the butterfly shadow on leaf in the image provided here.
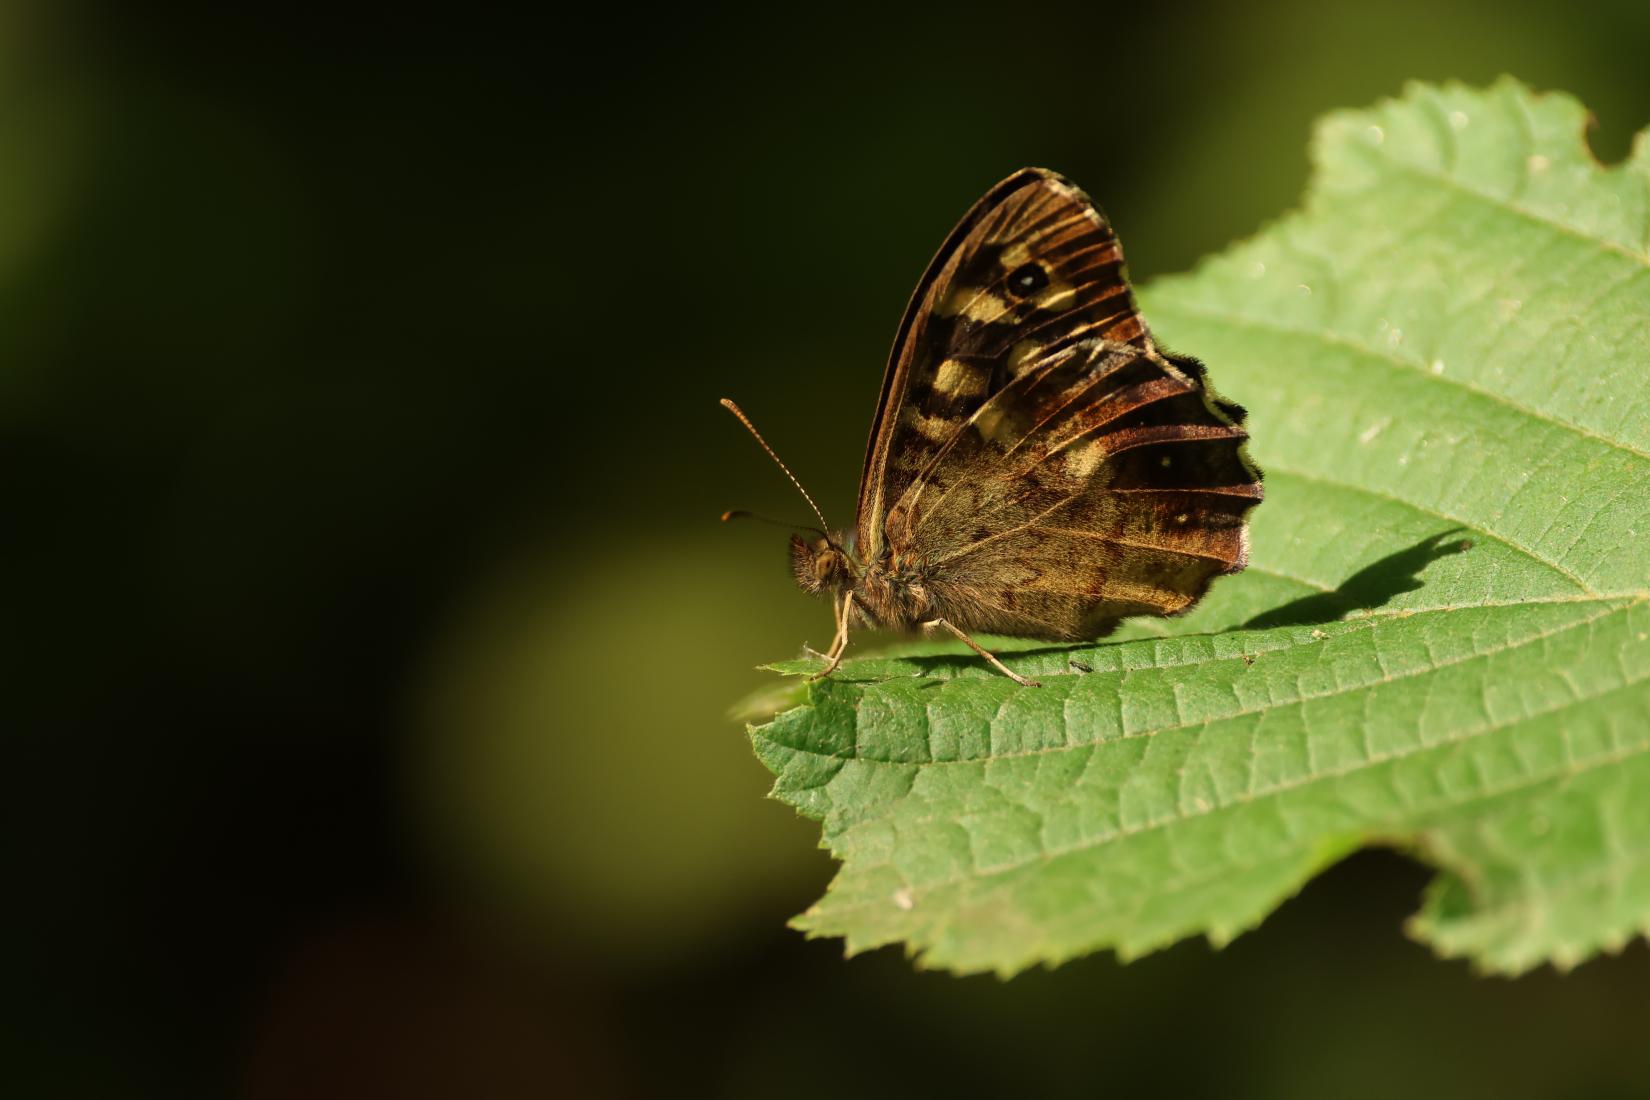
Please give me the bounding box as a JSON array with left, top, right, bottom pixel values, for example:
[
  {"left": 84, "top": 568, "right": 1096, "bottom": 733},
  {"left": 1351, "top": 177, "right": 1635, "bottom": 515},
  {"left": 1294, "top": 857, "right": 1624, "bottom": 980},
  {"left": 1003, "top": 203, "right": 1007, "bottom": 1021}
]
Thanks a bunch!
[
  {"left": 831, "top": 530, "right": 1474, "bottom": 682},
  {"left": 1242, "top": 529, "right": 1473, "bottom": 631}
]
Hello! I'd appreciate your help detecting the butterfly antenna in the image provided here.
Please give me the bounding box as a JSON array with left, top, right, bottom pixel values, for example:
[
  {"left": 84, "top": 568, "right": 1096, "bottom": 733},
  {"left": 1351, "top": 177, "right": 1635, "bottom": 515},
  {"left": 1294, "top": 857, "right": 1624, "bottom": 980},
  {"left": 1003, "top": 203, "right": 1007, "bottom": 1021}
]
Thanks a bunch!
[
  {"left": 719, "top": 398, "right": 830, "bottom": 532},
  {"left": 720, "top": 510, "right": 826, "bottom": 537}
]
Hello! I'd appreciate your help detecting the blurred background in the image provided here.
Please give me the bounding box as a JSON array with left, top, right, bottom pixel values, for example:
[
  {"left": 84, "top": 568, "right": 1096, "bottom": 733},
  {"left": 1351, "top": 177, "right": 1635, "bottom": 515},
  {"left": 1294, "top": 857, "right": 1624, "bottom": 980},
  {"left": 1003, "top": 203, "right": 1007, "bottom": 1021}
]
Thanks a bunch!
[{"left": 11, "top": 1, "right": 1650, "bottom": 1096}]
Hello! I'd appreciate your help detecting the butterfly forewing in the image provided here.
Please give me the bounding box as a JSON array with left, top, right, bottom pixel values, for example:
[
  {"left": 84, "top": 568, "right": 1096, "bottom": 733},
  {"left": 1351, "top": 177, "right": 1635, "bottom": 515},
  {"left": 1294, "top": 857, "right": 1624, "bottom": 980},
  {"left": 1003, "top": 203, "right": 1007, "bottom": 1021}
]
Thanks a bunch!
[
  {"left": 855, "top": 168, "right": 1262, "bottom": 642},
  {"left": 855, "top": 169, "right": 1147, "bottom": 560}
]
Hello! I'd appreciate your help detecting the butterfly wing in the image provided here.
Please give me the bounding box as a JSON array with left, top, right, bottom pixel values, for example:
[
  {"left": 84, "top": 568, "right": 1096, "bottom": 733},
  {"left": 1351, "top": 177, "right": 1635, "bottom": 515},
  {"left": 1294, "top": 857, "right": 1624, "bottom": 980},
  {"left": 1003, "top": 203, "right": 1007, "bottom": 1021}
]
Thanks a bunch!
[
  {"left": 855, "top": 168, "right": 1146, "bottom": 561},
  {"left": 857, "top": 169, "right": 1262, "bottom": 639},
  {"left": 899, "top": 339, "right": 1261, "bottom": 638}
]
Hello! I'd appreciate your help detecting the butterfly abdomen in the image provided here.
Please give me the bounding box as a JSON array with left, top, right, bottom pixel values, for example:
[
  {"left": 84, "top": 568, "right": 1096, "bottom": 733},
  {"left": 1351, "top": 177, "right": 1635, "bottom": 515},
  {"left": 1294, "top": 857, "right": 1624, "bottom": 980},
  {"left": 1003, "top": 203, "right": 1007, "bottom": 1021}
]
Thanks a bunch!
[{"left": 871, "top": 335, "right": 1260, "bottom": 642}]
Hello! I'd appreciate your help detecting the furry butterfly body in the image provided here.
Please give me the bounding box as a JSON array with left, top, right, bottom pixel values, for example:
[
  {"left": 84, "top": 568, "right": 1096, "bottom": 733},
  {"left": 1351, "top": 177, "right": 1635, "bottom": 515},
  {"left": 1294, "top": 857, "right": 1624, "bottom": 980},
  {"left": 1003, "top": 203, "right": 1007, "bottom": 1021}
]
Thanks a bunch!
[{"left": 737, "top": 168, "right": 1261, "bottom": 686}]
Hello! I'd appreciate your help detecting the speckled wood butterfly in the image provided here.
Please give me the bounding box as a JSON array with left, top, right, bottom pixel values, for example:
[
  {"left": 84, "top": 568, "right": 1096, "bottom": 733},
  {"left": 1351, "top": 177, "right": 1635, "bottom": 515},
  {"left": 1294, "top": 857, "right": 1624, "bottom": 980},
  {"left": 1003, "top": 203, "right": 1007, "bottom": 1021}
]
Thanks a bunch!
[{"left": 725, "top": 168, "right": 1261, "bottom": 686}]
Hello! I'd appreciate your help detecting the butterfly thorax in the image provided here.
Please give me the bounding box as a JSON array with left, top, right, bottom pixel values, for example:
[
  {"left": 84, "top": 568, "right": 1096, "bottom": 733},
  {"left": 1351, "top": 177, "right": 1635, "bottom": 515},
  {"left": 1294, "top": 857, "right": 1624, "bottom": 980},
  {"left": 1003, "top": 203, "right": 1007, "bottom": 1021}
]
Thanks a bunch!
[
  {"left": 850, "top": 558, "right": 931, "bottom": 629},
  {"left": 790, "top": 533, "right": 932, "bottom": 628}
]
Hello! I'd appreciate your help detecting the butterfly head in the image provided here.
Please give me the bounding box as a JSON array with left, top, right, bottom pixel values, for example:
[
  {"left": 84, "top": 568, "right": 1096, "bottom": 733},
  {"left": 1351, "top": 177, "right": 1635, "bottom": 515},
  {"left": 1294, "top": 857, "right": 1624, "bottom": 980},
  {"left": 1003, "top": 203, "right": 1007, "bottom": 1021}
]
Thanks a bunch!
[{"left": 789, "top": 533, "right": 857, "bottom": 595}]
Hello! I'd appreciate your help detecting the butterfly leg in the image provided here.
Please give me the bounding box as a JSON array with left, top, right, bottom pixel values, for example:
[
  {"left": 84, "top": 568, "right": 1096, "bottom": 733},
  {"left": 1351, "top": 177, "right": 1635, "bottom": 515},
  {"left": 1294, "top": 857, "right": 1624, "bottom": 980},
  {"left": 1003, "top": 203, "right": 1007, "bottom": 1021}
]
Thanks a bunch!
[
  {"left": 808, "top": 592, "right": 854, "bottom": 681},
  {"left": 922, "top": 618, "right": 1041, "bottom": 688},
  {"left": 801, "top": 607, "right": 838, "bottom": 659}
]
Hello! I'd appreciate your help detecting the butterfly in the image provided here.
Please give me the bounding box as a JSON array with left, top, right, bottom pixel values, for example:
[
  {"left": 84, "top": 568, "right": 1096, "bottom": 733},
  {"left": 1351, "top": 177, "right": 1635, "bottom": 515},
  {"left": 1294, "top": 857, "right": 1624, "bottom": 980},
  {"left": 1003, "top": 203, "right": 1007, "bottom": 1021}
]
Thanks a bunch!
[{"left": 724, "top": 167, "right": 1261, "bottom": 687}]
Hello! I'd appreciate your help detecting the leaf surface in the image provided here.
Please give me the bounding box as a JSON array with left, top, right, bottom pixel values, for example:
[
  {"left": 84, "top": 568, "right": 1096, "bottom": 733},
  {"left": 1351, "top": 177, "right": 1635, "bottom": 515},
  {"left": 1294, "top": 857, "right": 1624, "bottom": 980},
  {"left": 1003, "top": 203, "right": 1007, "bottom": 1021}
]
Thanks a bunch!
[{"left": 745, "top": 79, "right": 1650, "bottom": 975}]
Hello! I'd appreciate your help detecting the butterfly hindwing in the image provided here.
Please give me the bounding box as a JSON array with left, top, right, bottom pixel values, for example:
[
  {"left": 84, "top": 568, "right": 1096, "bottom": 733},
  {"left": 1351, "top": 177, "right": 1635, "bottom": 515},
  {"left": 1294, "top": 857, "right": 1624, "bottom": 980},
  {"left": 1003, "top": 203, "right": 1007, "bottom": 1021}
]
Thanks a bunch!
[
  {"left": 903, "top": 341, "right": 1260, "bottom": 638},
  {"left": 856, "top": 169, "right": 1262, "bottom": 641}
]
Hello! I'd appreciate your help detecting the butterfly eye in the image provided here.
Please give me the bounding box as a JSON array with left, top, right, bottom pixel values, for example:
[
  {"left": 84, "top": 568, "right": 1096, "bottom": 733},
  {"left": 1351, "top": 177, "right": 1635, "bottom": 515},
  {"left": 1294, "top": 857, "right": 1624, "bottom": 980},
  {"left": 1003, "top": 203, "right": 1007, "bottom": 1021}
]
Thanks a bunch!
[{"left": 1006, "top": 262, "right": 1049, "bottom": 297}]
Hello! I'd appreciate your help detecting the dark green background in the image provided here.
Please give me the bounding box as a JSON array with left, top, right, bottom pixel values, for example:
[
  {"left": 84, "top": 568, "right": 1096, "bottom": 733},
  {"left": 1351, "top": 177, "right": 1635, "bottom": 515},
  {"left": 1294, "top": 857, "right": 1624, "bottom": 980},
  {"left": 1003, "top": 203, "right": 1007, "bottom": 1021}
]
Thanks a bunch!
[{"left": 13, "top": 1, "right": 1650, "bottom": 1096}]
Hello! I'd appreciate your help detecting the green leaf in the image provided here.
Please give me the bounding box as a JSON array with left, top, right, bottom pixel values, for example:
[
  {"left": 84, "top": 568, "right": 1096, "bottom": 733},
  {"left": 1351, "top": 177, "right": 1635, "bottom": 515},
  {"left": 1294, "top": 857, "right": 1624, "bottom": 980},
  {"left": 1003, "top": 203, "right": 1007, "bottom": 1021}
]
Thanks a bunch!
[{"left": 743, "top": 79, "right": 1650, "bottom": 976}]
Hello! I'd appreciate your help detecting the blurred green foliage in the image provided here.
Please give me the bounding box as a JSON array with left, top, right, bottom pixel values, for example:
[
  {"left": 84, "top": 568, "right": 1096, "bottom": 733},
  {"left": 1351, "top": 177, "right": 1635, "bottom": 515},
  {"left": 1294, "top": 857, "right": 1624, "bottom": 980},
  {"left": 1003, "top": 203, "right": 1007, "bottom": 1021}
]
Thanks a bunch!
[
  {"left": 11, "top": 1, "right": 1650, "bottom": 1096},
  {"left": 412, "top": 534, "right": 830, "bottom": 959}
]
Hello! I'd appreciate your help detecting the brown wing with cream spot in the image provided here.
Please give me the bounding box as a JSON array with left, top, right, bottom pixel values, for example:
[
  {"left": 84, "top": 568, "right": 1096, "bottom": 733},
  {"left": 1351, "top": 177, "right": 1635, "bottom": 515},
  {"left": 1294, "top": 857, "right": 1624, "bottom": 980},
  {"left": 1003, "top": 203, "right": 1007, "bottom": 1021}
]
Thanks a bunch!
[
  {"left": 893, "top": 339, "right": 1262, "bottom": 640},
  {"left": 854, "top": 168, "right": 1146, "bottom": 560}
]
